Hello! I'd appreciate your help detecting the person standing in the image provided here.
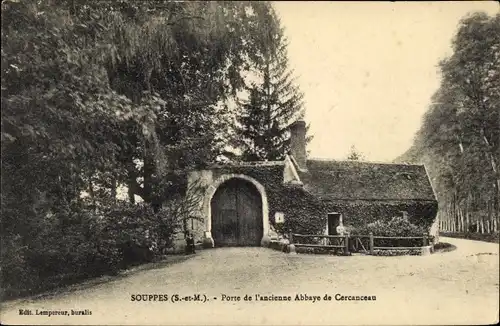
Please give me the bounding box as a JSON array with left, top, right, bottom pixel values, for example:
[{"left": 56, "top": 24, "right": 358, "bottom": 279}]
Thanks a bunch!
[
  {"left": 336, "top": 220, "right": 346, "bottom": 236},
  {"left": 185, "top": 231, "right": 196, "bottom": 254},
  {"left": 335, "top": 217, "right": 349, "bottom": 255}
]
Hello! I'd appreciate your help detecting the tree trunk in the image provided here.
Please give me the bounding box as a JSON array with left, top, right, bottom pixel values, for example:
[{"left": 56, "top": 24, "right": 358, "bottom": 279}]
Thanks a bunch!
[
  {"left": 449, "top": 208, "right": 453, "bottom": 232},
  {"left": 481, "top": 128, "right": 500, "bottom": 223},
  {"left": 461, "top": 208, "right": 465, "bottom": 232},
  {"left": 444, "top": 203, "right": 450, "bottom": 232},
  {"left": 142, "top": 136, "right": 157, "bottom": 206},
  {"left": 88, "top": 174, "right": 96, "bottom": 211},
  {"left": 465, "top": 194, "right": 470, "bottom": 232},
  {"left": 126, "top": 169, "right": 144, "bottom": 204},
  {"left": 128, "top": 186, "right": 136, "bottom": 204},
  {"left": 111, "top": 178, "right": 117, "bottom": 201},
  {"left": 143, "top": 157, "right": 154, "bottom": 204},
  {"left": 451, "top": 196, "right": 456, "bottom": 232},
  {"left": 487, "top": 202, "right": 492, "bottom": 233}
]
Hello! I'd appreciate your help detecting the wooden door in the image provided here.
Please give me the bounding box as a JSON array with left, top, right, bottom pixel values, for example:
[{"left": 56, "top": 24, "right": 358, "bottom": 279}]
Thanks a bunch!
[
  {"left": 328, "top": 213, "right": 341, "bottom": 235},
  {"left": 211, "top": 179, "right": 263, "bottom": 246}
]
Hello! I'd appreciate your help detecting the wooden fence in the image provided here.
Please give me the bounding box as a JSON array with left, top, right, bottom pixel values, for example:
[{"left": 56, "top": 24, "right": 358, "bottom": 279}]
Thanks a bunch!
[
  {"left": 289, "top": 233, "right": 349, "bottom": 253},
  {"left": 288, "top": 232, "right": 430, "bottom": 255}
]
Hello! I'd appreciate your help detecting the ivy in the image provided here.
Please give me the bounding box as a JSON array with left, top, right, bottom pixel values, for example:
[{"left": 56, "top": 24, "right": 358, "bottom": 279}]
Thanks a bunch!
[{"left": 210, "top": 165, "right": 437, "bottom": 237}]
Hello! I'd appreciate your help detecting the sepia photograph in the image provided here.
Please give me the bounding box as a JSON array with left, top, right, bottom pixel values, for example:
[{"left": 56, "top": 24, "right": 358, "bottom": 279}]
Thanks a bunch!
[{"left": 1, "top": 1, "right": 499, "bottom": 325}]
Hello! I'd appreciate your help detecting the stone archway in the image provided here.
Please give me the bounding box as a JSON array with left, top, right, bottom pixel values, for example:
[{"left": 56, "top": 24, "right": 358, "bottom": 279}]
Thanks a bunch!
[{"left": 202, "top": 174, "right": 270, "bottom": 247}]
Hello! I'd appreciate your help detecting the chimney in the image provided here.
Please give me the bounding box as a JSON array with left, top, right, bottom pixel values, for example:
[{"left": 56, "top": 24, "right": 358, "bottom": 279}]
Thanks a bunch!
[{"left": 289, "top": 120, "right": 307, "bottom": 171}]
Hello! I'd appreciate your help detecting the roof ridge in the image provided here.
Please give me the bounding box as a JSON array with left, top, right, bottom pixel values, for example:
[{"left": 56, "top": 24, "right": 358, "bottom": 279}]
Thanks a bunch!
[
  {"left": 307, "top": 158, "right": 424, "bottom": 166},
  {"left": 209, "top": 160, "right": 284, "bottom": 168}
]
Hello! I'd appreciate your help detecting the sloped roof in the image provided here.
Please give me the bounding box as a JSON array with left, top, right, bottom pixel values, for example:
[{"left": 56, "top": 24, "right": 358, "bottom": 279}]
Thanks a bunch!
[
  {"left": 299, "top": 159, "right": 436, "bottom": 201},
  {"left": 209, "top": 161, "right": 284, "bottom": 169}
]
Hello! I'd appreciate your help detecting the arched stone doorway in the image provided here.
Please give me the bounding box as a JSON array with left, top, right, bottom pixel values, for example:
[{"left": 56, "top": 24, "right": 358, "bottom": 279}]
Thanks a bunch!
[
  {"left": 211, "top": 179, "right": 263, "bottom": 246},
  {"left": 202, "top": 174, "right": 270, "bottom": 247}
]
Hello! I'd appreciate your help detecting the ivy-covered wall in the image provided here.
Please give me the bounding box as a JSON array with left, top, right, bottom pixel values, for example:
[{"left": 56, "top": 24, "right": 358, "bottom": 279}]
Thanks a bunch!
[
  {"left": 323, "top": 200, "right": 438, "bottom": 231},
  {"left": 194, "top": 165, "right": 438, "bottom": 242},
  {"left": 210, "top": 165, "right": 327, "bottom": 236}
]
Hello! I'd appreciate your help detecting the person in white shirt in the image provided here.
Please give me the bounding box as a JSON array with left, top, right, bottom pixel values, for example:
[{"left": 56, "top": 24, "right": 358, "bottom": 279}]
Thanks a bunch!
[
  {"left": 334, "top": 217, "right": 348, "bottom": 254},
  {"left": 336, "top": 216, "right": 346, "bottom": 236}
]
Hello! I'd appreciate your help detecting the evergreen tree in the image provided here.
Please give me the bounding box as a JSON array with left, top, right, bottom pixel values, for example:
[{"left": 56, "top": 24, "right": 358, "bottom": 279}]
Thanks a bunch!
[
  {"left": 346, "top": 145, "right": 364, "bottom": 161},
  {"left": 234, "top": 3, "right": 309, "bottom": 161}
]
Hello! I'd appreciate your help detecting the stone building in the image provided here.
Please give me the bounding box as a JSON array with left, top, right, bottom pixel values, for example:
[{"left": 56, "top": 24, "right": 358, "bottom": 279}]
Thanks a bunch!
[{"left": 184, "top": 121, "right": 438, "bottom": 249}]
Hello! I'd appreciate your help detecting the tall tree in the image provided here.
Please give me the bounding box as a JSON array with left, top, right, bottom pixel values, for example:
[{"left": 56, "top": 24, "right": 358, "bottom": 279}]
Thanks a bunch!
[
  {"left": 395, "top": 12, "right": 500, "bottom": 234},
  {"left": 1, "top": 0, "right": 292, "bottom": 296},
  {"left": 97, "top": 1, "right": 277, "bottom": 206},
  {"left": 1, "top": 0, "right": 276, "bottom": 243},
  {"left": 47, "top": 1, "right": 272, "bottom": 207},
  {"left": 234, "top": 3, "right": 309, "bottom": 161}
]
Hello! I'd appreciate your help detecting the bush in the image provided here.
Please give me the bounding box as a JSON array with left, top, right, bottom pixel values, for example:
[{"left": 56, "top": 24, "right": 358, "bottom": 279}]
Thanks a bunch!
[
  {"left": 0, "top": 200, "right": 182, "bottom": 300},
  {"left": 351, "top": 216, "right": 426, "bottom": 237},
  {"left": 350, "top": 216, "right": 427, "bottom": 248}
]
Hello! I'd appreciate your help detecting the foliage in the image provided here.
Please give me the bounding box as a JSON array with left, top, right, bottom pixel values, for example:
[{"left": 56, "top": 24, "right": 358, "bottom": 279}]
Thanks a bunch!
[
  {"left": 212, "top": 165, "right": 327, "bottom": 236},
  {"left": 271, "top": 187, "right": 327, "bottom": 236},
  {"left": 346, "top": 145, "right": 365, "bottom": 161},
  {"left": 1, "top": 0, "right": 275, "bottom": 212},
  {"left": 210, "top": 164, "right": 437, "bottom": 239},
  {"left": 0, "top": 198, "right": 190, "bottom": 299},
  {"left": 395, "top": 12, "right": 499, "bottom": 234},
  {"left": 351, "top": 216, "right": 427, "bottom": 248},
  {"left": 351, "top": 216, "right": 427, "bottom": 237},
  {"left": 233, "top": 3, "right": 310, "bottom": 161},
  {"left": 324, "top": 201, "right": 437, "bottom": 232},
  {"left": 1, "top": 0, "right": 278, "bottom": 299}
]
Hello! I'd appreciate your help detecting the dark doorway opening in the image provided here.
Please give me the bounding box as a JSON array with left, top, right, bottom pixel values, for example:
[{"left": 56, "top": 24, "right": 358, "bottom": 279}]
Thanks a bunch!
[{"left": 328, "top": 213, "right": 341, "bottom": 235}]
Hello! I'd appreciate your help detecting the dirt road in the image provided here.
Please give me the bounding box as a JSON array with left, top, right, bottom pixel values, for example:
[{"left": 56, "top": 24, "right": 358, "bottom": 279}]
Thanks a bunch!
[{"left": 1, "top": 237, "right": 498, "bottom": 325}]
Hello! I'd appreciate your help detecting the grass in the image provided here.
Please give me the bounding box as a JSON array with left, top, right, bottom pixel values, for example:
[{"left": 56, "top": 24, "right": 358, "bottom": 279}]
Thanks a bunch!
[{"left": 440, "top": 232, "right": 499, "bottom": 244}]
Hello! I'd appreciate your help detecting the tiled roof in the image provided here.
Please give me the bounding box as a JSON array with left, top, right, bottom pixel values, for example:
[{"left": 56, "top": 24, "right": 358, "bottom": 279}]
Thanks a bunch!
[{"left": 299, "top": 159, "right": 436, "bottom": 201}]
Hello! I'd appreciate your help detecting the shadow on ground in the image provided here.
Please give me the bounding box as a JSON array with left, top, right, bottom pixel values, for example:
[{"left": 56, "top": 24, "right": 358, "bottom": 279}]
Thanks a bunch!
[
  {"left": 12, "top": 254, "right": 194, "bottom": 303},
  {"left": 433, "top": 242, "right": 457, "bottom": 253}
]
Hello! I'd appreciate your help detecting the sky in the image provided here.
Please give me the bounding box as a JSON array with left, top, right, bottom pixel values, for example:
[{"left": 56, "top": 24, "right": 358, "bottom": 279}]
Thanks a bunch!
[{"left": 273, "top": 1, "right": 499, "bottom": 162}]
